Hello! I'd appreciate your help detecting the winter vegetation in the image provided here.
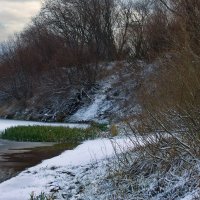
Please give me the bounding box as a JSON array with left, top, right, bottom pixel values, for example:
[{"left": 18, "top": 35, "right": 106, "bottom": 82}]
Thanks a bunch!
[
  {"left": 0, "top": 122, "right": 107, "bottom": 142},
  {"left": 1, "top": 126, "right": 95, "bottom": 143},
  {"left": 0, "top": 0, "right": 200, "bottom": 199}
]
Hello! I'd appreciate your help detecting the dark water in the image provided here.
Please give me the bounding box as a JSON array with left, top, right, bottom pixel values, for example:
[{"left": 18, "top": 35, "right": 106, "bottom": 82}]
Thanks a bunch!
[
  {"left": 0, "top": 142, "right": 77, "bottom": 183},
  {"left": 0, "top": 119, "right": 86, "bottom": 183}
]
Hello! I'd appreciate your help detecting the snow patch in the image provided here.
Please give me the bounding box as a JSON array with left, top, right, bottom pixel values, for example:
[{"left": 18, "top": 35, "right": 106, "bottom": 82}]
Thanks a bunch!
[{"left": 70, "top": 80, "right": 112, "bottom": 122}]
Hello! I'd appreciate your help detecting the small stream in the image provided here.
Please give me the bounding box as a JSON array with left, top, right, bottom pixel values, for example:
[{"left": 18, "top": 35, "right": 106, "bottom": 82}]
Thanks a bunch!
[{"left": 0, "top": 119, "right": 87, "bottom": 183}]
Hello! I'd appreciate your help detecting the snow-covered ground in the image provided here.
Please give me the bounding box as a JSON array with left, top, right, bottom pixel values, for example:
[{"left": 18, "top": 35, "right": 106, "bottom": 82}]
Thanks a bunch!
[
  {"left": 0, "top": 133, "right": 198, "bottom": 200},
  {"left": 0, "top": 137, "right": 133, "bottom": 200},
  {"left": 0, "top": 124, "right": 199, "bottom": 200}
]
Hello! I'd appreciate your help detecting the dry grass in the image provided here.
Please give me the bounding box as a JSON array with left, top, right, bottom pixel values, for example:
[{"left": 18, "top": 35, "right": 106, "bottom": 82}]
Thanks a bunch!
[
  {"left": 107, "top": 17, "right": 200, "bottom": 198},
  {"left": 137, "top": 51, "right": 200, "bottom": 109},
  {"left": 106, "top": 103, "right": 200, "bottom": 199}
]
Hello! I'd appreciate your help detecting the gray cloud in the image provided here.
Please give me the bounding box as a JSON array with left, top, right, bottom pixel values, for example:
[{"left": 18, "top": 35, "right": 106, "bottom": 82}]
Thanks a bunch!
[{"left": 0, "top": 0, "right": 41, "bottom": 42}]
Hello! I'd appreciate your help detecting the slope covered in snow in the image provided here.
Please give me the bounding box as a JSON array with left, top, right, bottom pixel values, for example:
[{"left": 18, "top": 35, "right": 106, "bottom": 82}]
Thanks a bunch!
[{"left": 69, "top": 79, "right": 113, "bottom": 123}]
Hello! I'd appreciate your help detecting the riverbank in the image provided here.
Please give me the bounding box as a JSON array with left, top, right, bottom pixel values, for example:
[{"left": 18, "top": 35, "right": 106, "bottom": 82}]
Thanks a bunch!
[
  {"left": 0, "top": 119, "right": 88, "bottom": 184},
  {"left": 0, "top": 132, "right": 199, "bottom": 200},
  {"left": 0, "top": 142, "right": 77, "bottom": 183},
  {"left": 0, "top": 139, "right": 53, "bottom": 183},
  {"left": 0, "top": 137, "right": 132, "bottom": 200},
  {"left": 0, "top": 119, "right": 89, "bottom": 132}
]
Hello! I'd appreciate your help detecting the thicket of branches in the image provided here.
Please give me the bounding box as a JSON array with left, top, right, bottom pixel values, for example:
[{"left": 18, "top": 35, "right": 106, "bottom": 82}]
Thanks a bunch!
[
  {"left": 136, "top": 0, "right": 200, "bottom": 129},
  {"left": 0, "top": 0, "right": 167, "bottom": 103},
  {"left": 0, "top": 0, "right": 199, "bottom": 121},
  {"left": 110, "top": 1, "right": 200, "bottom": 198}
]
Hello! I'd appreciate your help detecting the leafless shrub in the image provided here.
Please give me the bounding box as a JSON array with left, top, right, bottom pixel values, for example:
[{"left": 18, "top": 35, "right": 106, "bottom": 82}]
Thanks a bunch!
[
  {"left": 105, "top": 1, "right": 200, "bottom": 198},
  {"left": 106, "top": 102, "right": 200, "bottom": 199}
]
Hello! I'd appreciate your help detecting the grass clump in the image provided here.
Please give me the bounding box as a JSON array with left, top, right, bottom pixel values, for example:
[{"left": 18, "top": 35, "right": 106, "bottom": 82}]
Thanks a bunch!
[
  {"left": 0, "top": 125, "right": 97, "bottom": 143},
  {"left": 90, "top": 122, "right": 109, "bottom": 132}
]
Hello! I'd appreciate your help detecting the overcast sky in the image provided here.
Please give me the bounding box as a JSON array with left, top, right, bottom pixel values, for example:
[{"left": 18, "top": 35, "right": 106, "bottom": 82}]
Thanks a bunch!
[{"left": 0, "top": 0, "right": 41, "bottom": 42}]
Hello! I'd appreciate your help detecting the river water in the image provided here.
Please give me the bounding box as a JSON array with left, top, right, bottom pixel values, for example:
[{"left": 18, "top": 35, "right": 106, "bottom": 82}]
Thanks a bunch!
[{"left": 0, "top": 119, "right": 87, "bottom": 183}]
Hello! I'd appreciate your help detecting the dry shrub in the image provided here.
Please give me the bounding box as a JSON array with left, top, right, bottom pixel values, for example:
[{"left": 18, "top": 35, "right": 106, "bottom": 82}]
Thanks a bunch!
[
  {"left": 133, "top": 46, "right": 200, "bottom": 161},
  {"left": 106, "top": 123, "right": 200, "bottom": 199},
  {"left": 108, "top": 97, "right": 200, "bottom": 199},
  {"left": 109, "top": 3, "right": 200, "bottom": 196},
  {"left": 110, "top": 124, "right": 118, "bottom": 137},
  {"left": 138, "top": 49, "right": 200, "bottom": 111}
]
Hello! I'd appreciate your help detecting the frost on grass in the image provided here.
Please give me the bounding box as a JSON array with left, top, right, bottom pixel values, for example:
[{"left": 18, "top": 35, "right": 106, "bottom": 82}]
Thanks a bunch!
[
  {"left": 54, "top": 148, "right": 200, "bottom": 200},
  {"left": 102, "top": 149, "right": 200, "bottom": 200}
]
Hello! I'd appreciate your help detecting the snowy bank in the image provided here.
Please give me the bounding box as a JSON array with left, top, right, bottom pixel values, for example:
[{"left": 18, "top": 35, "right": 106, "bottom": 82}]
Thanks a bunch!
[{"left": 0, "top": 137, "right": 133, "bottom": 200}]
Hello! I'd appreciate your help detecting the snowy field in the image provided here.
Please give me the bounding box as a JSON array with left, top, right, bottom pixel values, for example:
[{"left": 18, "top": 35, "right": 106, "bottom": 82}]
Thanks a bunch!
[{"left": 0, "top": 115, "right": 198, "bottom": 199}]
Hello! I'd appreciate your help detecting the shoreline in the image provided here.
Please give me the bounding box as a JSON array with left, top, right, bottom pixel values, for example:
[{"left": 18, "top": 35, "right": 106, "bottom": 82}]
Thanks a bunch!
[{"left": 0, "top": 140, "right": 77, "bottom": 183}]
